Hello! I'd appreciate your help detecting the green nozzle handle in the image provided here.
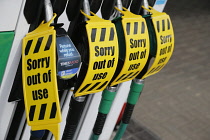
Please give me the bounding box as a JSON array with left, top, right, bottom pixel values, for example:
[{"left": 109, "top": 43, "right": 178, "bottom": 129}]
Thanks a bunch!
[
  {"left": 91, "top": 86, "right": 118, "bottom": 139},
  {"left": 113, "top": 123, "right": 128, "bottom": 140},
  {"left": 127, "top": 80, "right": 144, "bottom": 105},
  {"left": 90, "top": 134, "right": 100, "bottom": 140},
  {"left": 121, "top": 80, "right": 144, "bottom": 125},
  {"left": 99, "top": 88, "right": 117, "bottom": 114},
  {"left": 114, "top": 80, "right": 144, "bottom": 140}
]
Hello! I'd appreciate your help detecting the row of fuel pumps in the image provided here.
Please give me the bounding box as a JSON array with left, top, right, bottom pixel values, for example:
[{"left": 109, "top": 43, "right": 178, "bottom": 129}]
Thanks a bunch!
[{"left": 0, "top": 0, "right": 174, "bottom": 139}]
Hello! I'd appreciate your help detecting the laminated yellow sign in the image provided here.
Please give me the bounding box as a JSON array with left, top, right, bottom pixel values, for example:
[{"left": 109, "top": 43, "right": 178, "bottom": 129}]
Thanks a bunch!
[
  {"left": 142, "top": 6, "right": 174, "bottom": 79},
  {"left": 22, "top": 14, "right": 61, "bottom": 140},
  {"left": 110, "top": 8, "right": 150, "bottom": 86},
  {"left": 74, "top": 11, "right": 119, "bottom": 97}
]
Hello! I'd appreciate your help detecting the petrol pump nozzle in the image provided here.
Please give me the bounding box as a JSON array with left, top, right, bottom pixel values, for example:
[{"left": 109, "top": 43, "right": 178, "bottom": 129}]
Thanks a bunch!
[
  {"left": 114, "top": 1, "right": 175, "bottom": 139},
  {"left": 90, "top": 1, "right": 123, "bottom": 139},
  {"left": 62, "top": 1, "right": 95, "bottom": 139},
  {"left": 64, "top": 0, "right": 119, "bottom": 139},
  {"left": 29, "top": 0, "right": 54, "bottom": 139},
  {"left": 27, "top": 0, "right": 81, "bottom": 139}
]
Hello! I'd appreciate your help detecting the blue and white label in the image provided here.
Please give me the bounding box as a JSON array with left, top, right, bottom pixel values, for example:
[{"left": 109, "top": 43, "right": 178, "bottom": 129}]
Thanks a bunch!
[
  {"left": 57, "top": 36, "right": 79, "bottom": 58},
  {"left": 56, "top": 35, "right": 81, "bottom": 79},
  {"left": 58, "top": 68, "right": 79, "bottom": 79},
  {"left": 155, "top": 0, "right": 166, "bottom": 5}
]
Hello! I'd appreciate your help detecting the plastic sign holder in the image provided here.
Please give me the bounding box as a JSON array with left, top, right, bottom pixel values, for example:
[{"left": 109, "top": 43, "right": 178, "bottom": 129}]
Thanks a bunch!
[
  {"left": 22, "top": 14, "right": 61, "bottom": 140},
  {"left": 74, "top": 11, "right": 119, "bottom": 97},
  {"left": 110, "top": 8, "right": 150, "bottom": 86},
  {"left": 142, "top": 6, "right": 174, "bottom": 79}
]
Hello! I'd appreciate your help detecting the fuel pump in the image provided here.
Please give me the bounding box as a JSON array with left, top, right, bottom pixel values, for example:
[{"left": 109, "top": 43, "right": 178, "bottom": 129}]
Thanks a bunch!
[
  {"left": 113, "top": 1, "right": 175, "bottom": 139},
  {"left": 1, "top": 0, "right": 175, "bottom": 139},
  {"left": 62, "top": 0, "right": 119, "bottom": 139},
  {"left": 114, "top": 0, "right": 145, "bottom": 128},
  {"left": 61, "top": 1, "right": 90, "bottom": 140},
  {"left": 90, "top": 0, "right": 151, "bottom": 139}
]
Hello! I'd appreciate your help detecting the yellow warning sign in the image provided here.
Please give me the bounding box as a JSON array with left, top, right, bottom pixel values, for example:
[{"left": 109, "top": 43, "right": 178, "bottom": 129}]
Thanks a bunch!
[
  {"left": 74, "top": 11, "right": 119, "bottom": 97},
  {"left": 142, "top": 6, "right": 174, "bottom": 79},
  {"left": 22, "top": 14, "right": 61, "bottom": 139},
  {"left": 110, "top": 8, "right": 150, "bottom": 86}
]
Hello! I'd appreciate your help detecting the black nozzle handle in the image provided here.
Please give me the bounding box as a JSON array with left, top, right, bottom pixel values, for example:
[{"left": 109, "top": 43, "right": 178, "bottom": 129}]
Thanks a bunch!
[
  {"left": 148, "top": 0, "right": 156, "bottom": 7},
  {"left": 23, "top": 0, "right": 44, "bottom": 24},
  {"left": 122, "top": 0, "right": 132, "bottom": 8},
  {"left": 62, "top": 96, "right": 87, "bottom": 140},
  {"left": 101, "top": 0, "right": 117, "bottom": 19},
  {"left": 66, "top": 0, "right": 84, "bottom": 21},
  {"left": 89, "top": 0, "right": 103, "bottom": 13},
  {"left": 92, "top": 113, "right": 107, "bottom": 135},
  {"left": 122, "top": 103, "right": 135, "bottom": 124},
  {"left": 130, "top": 0, "right": 144, "bottom": 15},
  {"left": 52, "top": 0, "right": 68, "bottom": 23}
]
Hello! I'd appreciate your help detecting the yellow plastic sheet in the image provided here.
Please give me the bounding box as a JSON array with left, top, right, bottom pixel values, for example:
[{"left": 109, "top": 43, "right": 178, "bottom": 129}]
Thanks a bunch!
[
  {"left": 142, "top": 6, "right": 174, "bottom": 79},
  {"left": 74, "top": 11, "right": 119, "bottom": 97},
  {"left": 110, "top": 8, "right": 150, "bottom": 86},
  {"left": 22, "top": 14, "right": 61, "bottom": 140}
]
